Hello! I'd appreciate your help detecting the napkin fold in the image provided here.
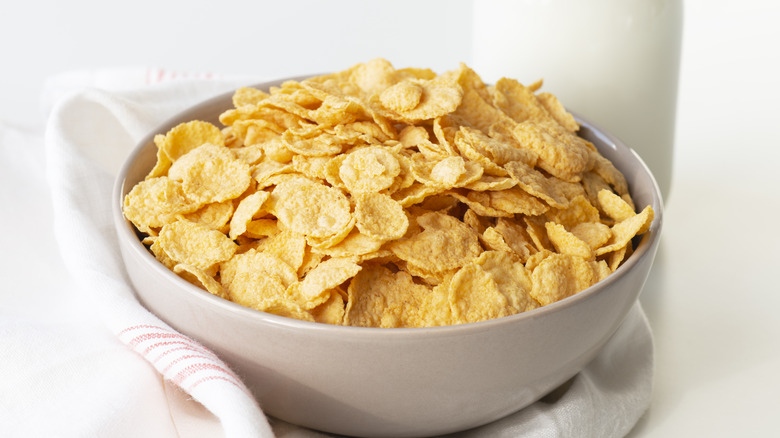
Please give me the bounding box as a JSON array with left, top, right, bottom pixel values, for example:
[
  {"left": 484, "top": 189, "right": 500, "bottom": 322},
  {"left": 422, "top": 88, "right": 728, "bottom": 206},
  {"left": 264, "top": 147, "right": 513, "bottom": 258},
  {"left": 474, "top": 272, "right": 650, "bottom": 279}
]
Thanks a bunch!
[{"left": 1, "top": 68, "right": 654, "bottom": 438}]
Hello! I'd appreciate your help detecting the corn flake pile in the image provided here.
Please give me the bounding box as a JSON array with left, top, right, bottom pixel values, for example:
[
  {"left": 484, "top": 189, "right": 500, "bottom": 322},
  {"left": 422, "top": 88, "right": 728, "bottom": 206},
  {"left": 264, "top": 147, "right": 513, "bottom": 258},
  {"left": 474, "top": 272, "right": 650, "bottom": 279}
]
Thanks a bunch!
[{"left": 123, "top": 58, "right": 654, "bottom": 328}]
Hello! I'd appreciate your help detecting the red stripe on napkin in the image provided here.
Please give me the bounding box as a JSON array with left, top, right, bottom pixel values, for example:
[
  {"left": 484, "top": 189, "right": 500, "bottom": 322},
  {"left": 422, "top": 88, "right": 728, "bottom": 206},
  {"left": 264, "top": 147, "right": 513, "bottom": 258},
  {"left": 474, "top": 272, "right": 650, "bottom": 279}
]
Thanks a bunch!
[{"left": 118, "top": 324, "right": 249, "bottom": 394}]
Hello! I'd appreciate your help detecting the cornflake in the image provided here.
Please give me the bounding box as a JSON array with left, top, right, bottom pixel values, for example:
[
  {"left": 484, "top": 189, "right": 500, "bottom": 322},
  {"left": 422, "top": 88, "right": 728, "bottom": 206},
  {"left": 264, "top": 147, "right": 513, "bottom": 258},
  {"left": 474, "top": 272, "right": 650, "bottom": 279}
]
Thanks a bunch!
[{"left": 123, "top": 58, "right": 654, "bottom": 327}]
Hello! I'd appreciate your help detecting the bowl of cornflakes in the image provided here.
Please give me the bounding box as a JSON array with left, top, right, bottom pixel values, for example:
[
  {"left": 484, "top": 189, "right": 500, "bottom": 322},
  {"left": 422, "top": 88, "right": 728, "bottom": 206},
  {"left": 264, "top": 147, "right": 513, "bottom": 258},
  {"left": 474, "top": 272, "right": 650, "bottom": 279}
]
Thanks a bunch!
[{"left": 113, "top": 59, "right": 662, "bottom": 437}]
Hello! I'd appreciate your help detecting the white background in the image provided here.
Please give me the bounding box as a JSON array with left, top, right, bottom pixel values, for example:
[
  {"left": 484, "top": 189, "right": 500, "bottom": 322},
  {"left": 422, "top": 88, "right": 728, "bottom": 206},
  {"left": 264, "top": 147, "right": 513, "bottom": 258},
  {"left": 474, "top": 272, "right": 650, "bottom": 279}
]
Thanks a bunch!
[
  {"left": 2, "top": 0, "right": 779, "bottom": 437},
  {"left": 0, "top": 0, "right": 473, "bottom": 126}
]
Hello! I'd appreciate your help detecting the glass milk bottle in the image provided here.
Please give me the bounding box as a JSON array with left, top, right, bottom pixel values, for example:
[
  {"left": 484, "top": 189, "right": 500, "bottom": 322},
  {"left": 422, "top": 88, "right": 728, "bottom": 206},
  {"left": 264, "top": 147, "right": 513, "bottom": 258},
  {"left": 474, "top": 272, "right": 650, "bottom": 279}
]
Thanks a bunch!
[{"left": 472, "top": 0, "right": 683, "bottom": 200}]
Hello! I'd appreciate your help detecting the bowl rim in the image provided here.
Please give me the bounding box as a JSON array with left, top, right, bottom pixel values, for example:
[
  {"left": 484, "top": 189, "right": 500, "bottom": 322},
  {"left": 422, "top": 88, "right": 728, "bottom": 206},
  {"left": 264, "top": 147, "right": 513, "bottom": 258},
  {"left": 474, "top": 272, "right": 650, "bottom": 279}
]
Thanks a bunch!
[{"left": 112, "top": 76, "right": 664, "bottom": 338}]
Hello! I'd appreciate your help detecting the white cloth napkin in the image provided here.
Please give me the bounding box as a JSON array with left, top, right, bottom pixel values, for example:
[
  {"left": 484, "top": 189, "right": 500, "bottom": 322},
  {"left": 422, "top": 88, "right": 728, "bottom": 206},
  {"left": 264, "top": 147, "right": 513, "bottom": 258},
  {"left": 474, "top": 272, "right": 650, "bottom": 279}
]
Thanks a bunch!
[{"left": 0, "top": 69, "right": 654, "bottom": 438}]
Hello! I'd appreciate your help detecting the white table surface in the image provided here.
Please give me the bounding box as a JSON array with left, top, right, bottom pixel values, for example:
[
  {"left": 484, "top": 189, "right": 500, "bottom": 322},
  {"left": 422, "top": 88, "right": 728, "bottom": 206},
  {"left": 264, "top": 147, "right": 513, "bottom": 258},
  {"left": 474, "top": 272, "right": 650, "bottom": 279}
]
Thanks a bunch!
[
  {"left": 2, "top": 1, "right": 779, "bottom": 436},
  {"left": 627, "top": 1, "right": 780, "bottom": 435}
]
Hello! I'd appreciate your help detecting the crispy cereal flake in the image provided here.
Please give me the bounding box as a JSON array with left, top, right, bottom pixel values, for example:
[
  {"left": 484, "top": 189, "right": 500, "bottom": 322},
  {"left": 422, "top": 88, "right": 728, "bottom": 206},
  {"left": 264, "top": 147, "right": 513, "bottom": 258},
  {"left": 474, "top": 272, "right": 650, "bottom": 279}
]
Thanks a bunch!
[
  {"left": 270, "top": 178, "right": 352, "bottom": 239},
  {"left": 123, "top": 177, "right": 199, "bottom": 231},
  {"left": 169, "top": 143, "right": 252, "bottom": 204},
  {"left": 354, "top": 192, "right": 409, "bottom": 241},
  {"left": 157, "top": 220, "right": 237, "bottom": 271}
]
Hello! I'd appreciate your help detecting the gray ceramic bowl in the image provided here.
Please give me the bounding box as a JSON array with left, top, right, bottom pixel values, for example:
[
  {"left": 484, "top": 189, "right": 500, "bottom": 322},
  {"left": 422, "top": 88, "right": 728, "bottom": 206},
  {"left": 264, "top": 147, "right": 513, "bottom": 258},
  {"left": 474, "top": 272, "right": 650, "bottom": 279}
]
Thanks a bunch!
[{"left": 113, "top": 77, "right": 663, "bottom": 438}]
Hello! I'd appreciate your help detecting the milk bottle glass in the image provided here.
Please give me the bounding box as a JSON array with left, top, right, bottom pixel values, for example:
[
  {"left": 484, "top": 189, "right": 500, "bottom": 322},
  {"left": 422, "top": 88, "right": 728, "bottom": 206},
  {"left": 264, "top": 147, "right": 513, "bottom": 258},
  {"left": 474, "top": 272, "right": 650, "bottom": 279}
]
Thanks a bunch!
[{"left": 472, "top": 0, "right": 683, "bottom": 200}]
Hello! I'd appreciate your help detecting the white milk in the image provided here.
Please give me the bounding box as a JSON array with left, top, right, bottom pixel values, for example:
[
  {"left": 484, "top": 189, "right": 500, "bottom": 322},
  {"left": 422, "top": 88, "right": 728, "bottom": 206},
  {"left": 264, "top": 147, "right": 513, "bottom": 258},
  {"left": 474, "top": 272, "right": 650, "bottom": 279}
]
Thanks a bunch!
[{"left": 472, "top": 0, "right": 682, "bottom": 200}]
